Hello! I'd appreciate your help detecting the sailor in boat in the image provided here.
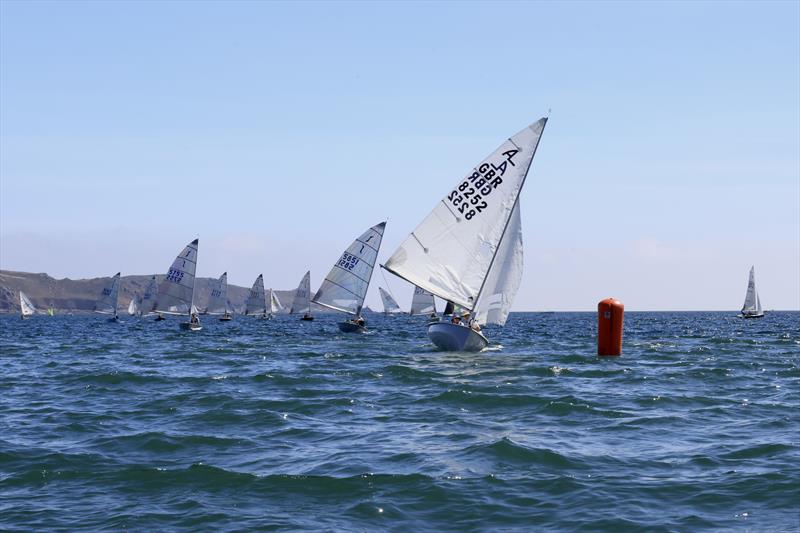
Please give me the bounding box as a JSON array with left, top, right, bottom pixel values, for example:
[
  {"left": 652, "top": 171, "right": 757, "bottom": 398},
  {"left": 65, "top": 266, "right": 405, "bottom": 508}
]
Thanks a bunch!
[
  {"left": 155, "top": 312, "right": 165, "bottom": 321},
  {"left": 190, "top": 312, "right": 200, "bottom": 326},
  {"left": 451, "top": 314, "right": 462, "bottom": 325}
]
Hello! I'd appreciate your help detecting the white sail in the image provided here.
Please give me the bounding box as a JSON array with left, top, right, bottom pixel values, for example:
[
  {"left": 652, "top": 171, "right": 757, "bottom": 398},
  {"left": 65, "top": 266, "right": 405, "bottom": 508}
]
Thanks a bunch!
[
  {"left": 379, "top": 287, "right": 402, "bottom": 314},
  {"left": 208, "top": 272, "right": 229, "bottom": 314},
  {"left": 741, "top": 266, "right": 763, "bottom": 316},
  {"left": 127, "top": 294, "right": 141, "bottom": 316},
  {"left": 313, "top": 222, "right": 386, "bottom": 316},
  {"left": 96, "top": 272, "right": 121, "bottom": 316},
  {"left": 409, "top": 285, "right": 436, "bottom": 315},
  {"left": 473, "top": 202, "right": 523, "bottom": 326},
  {"left": 245, "top": 274, "right": 266, "bottom": 315},
  {"left": 269, "top": 289, "right": 283, "bottom": 314},
  {"left": 383, "top": 119, "right": 547, "bottom": 315},
  {"left": 19, "top": 291, "right": 36, "bottom": 317},
  {"left": 155, "top": 239, "right": 199, "bottom": 314},
  {"left": 141, "top": 275, "right": 158, "bottom": 314},
  {"left": 290, "top": 271, "right": 312, "bottom": 315}
]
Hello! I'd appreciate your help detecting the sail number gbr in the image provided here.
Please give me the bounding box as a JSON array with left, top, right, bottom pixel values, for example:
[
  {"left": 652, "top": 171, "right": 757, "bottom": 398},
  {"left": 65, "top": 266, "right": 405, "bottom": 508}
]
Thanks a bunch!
[
  {"left": 337, "top": 252, "right": 360, "bottom": 271},
  {"left": 447, "top": 149, "right": 518, "bottom": 221}
]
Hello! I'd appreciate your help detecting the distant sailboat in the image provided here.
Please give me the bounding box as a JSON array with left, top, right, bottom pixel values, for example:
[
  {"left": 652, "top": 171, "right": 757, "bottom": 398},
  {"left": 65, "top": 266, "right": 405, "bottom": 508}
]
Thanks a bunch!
[
  {"left": 209, "top": 272, "right": 233, "bottom": 321},
  {"left": 127, "top": 293, "right": 141, "bottom": 317},
  {"left": 379, "top": 287, "right": 403, "bottom": 315},
  {"left": 313, "top": 222, "right": 386, "bottom": 333},
  {"left": 383, "top": 118, "right": 547, "bottom": 351},
  {"left": 740, "top": 266, "right": 765, "bottom": 319},
  {"left": 139, "top": 275, "right": 161, "bottom": 320},
  {"left": 245, "top": 274, "right": 267, "bottom": 319},
  {"left": 19, "top": 291, "right": 36, "bottom": 319},
  {"left": 267, "top": 288, "right": 283, "bottom": 319},
  {"left": 291, "top": 271, "right": 314, "bottom": 321},
  {"left": 410, "top": 286, "right": 437, "bottom": 319},
  {"left": 154, "top": 238, "right": 201, "bottom": 331},
  {"left": 95, "top": 272, "right": 121, "bottom": 322}
]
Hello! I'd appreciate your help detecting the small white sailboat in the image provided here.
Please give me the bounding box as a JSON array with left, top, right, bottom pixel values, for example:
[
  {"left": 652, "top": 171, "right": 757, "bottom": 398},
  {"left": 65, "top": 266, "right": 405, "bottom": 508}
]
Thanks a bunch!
[
  {"left": 740, "top": 266, "right": 765, "bottom": 319},
  {"left": 209, "top": 272, "right": 233, "bottom": 321},
  {"left": 313, "top": 222, "right": 386, "bottom": 333},
  {"left": 410, "top": 285, "right": 437, "bottom": 319},
  {"left": 19, "top": 291, "right": 36, "bottom": 319},
  {"left": 154, "top": 238, "right": 202, "bottom": 331},
  {"left": 95, "top": 272, "right": 121, "bottom": 322},
  {"left": 291, "top": 271, "right": 314, "bottom": 321},
  {"left": 127, "top": 293, "right": 141, "bottom": 317},
  {"left": 245, "top": 274, "right": 267, "bottom": 319},
  {"left": 267, "top": 288, "right": 283, "bottom": 319},
  {"left": 383, "top": 118, "right": 548, "bottom": 351},
  {"left": 379, "top": 287, "right": 403, "bottom": 315}
]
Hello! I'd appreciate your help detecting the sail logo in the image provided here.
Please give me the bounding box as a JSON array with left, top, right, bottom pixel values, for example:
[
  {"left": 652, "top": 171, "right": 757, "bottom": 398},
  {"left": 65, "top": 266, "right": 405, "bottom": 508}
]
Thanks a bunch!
[
  {"left": 447, "top": 149, "right": 518, "bottom": 221},
  {"left": 337, "top": 252, "right": 360, "bottom": 271}
]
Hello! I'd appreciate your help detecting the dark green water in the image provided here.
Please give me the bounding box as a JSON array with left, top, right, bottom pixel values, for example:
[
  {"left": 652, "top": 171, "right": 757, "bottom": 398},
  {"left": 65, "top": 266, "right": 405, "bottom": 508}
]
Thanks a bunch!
[{"left": 1, "top": 312, "right": 798, "bottom": 531}]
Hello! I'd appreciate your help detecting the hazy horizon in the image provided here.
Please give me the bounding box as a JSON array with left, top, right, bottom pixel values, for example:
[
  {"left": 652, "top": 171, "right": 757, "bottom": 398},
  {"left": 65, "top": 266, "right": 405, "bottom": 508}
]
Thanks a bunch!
[{"left": 2, "top": 1, "right": 798, "bottom": 313}]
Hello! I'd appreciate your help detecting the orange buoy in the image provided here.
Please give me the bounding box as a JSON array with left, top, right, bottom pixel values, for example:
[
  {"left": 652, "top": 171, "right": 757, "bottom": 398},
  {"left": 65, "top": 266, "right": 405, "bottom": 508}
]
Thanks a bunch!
[{"left": 597, "top": 298, "right": 624, "bottom": 356}]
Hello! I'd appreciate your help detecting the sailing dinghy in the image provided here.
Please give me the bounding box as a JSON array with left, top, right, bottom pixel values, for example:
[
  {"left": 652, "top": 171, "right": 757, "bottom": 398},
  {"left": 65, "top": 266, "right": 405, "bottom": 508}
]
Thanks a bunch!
[
  {"left": 267, "top": 288, "right": 283, "bottom": 319},
  {"left": 379, "top": 287, "right": 403, "bottom": 315},
  {"left": 740, "top": 266, "right": 765, "bottom": 318},
  {"left": 154, "top": 238, "right": 202, "bottom": 331},
  {"left": 383, "top": 118, "right": 548, "bottom": 351},
  {"left": 19, "top": 291, "right": 36, "bottom": 319},
  {"left": 96, "top": 272, "right": 121, "bottom": 322},
  {"left": 209, "top": 272, "right": 233, "bottom": 321},
  {"left": 245, "top": 274, "right": 267, "bottom": 319},
  {"left": 290, "top": 271, "right": 314, "bottom": 321},
  {"left": 312, "top": 222, "right": 386, "bottom": 333}
]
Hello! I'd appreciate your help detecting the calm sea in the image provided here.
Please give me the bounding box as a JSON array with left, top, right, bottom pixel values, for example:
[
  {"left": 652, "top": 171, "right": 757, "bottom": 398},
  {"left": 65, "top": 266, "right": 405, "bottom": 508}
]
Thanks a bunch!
[{"left": 1, "top": 311, "right": 798, "bottom": 531}]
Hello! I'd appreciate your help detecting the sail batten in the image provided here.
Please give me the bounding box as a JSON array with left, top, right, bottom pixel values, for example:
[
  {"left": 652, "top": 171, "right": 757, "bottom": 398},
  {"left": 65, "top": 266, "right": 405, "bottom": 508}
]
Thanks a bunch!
[{"left": 313, "top": 222, "right": 386, "bottom": 317}]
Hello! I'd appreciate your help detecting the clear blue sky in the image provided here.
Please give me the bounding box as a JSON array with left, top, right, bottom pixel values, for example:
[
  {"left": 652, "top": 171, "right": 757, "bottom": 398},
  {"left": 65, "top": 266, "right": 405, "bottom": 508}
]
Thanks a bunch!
[{"left": 1, "top": 0, "right": 798, "bottom": 311}]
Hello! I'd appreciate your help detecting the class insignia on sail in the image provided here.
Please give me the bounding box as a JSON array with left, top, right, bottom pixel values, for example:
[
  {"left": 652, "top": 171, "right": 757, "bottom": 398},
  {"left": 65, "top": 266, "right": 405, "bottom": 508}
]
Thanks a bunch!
[
  {"left": 382, "top": 117, "right": 548, "bottom": 351},
  {"left": 313, "top": 222, "right": 387, "bottom": 333}
]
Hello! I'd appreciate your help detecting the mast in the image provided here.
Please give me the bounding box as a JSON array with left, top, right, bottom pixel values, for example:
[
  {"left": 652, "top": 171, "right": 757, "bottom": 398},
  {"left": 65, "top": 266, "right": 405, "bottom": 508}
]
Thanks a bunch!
[{"left": 471, "top": 118, "right": 548, "bottom": 313}]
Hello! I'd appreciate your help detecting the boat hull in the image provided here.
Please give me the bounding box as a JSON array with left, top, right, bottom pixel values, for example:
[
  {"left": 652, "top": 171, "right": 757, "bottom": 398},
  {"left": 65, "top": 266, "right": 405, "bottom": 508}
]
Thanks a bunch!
[
  {"left": 740, "top": 313, "right": 765, "bottom": 319},
  {"left": 427, "top": 322, "right": 488, "bottom": 352},
  {"left": 300, "top": 316, "right": 314, "bottom": 321},
  {"left": 180, "top": 322, "right": 202, "bottom": 331},
  {"left": 219, "top": 316, "right": 232, "bottom": 322},
  {"left": 338, "top": 321, "right": 367, "bottom": 333}
]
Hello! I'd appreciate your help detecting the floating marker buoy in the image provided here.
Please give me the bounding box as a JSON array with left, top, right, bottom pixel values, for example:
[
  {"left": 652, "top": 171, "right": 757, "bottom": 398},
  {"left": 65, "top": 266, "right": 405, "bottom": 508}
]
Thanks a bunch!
[{"left": 598, "top": 297, "right": 624, "bottom": 356}]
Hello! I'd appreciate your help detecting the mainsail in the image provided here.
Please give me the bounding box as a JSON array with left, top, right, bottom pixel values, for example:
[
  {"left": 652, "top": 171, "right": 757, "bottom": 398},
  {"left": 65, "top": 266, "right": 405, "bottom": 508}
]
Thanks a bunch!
[
  {"left": 313, "top": 222, "right": 386, "bottom": 316},
  {"left": 410, "top": 285, "right": 436, "bottom": 315},
  {"left": 208, "top": 272, "right": 229, "bottom": 314},
  {"left": 290, "top": 271, "right": 312, "bottom": 315},
  {"left": 379, "top": 287, "right": 402, "bottom": 314},
  {"left": 155, "top": 239, "right": 199, "bottom": 314},
  {"left": 383, "top": 118, "right": 546, "bottom": 322},
  {"left": 19, "top": 291, "right": 36, "bottom": 317},
  {"left": 96, "top": 272, "right": 121, "bottom": 316},
  {"left": 141, "top": 275, "right": 158, "bottom": 314},
  {"left": 741, "top": 266, "right": 763, "bottom": 315},
  {"left": 128, "top": 294, "right": 141, "bottom": 316},
  {"left": 245, "top": 274, "right": 266, "bottom": 315},
  {"left": 473, "top": 202, "right": 523, "bottom": 326},
  {"left": 268, "top": 289, "right": 283, "bottom": 314}
]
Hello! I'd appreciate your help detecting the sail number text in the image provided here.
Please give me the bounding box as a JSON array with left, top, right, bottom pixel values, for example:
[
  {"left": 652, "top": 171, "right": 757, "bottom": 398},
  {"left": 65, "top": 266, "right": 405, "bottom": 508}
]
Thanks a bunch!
[
  {"left": 447, "top": 149, "right": 519, "bottom": 221},
  {"left": 337, "top": 252, "right": 360, "bottom": 271},
  {"left": 166, "top": 268, "right": 185, "bottom": 284}
]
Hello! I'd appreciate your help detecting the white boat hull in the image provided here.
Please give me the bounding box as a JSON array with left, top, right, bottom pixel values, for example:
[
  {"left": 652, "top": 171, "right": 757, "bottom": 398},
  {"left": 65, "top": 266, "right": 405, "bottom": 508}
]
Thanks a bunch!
[
  {"left": 180, "top": 322, "right": 202, "bottom": 331},
  {"left": 427, "top": 322, "right": 488, "bottom": 352}
]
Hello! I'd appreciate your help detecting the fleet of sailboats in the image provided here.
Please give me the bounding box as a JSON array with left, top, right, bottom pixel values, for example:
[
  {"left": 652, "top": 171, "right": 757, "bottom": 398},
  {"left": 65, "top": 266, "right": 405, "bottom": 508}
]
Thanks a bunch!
[
  {"left": 383, "top": 118, "right": 548, "bottom": 351},
  {"left": 154, "top": 238, "right": 201, "bottom": 331},
  {"left": 740, "top": 266, "right": 765, "bottom": 319},
  {"left": 312, "top": 222, "right": 386, "bottom": 333},
  {"left": 95, "top": 272, "right": 121, "bottom": 322}
]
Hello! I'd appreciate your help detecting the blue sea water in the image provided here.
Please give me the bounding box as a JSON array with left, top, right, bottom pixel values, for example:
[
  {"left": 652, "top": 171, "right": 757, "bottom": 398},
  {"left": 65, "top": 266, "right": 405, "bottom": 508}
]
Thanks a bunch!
[{"left": 0, "top": 311, "right": 798, "bottom": 531}]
